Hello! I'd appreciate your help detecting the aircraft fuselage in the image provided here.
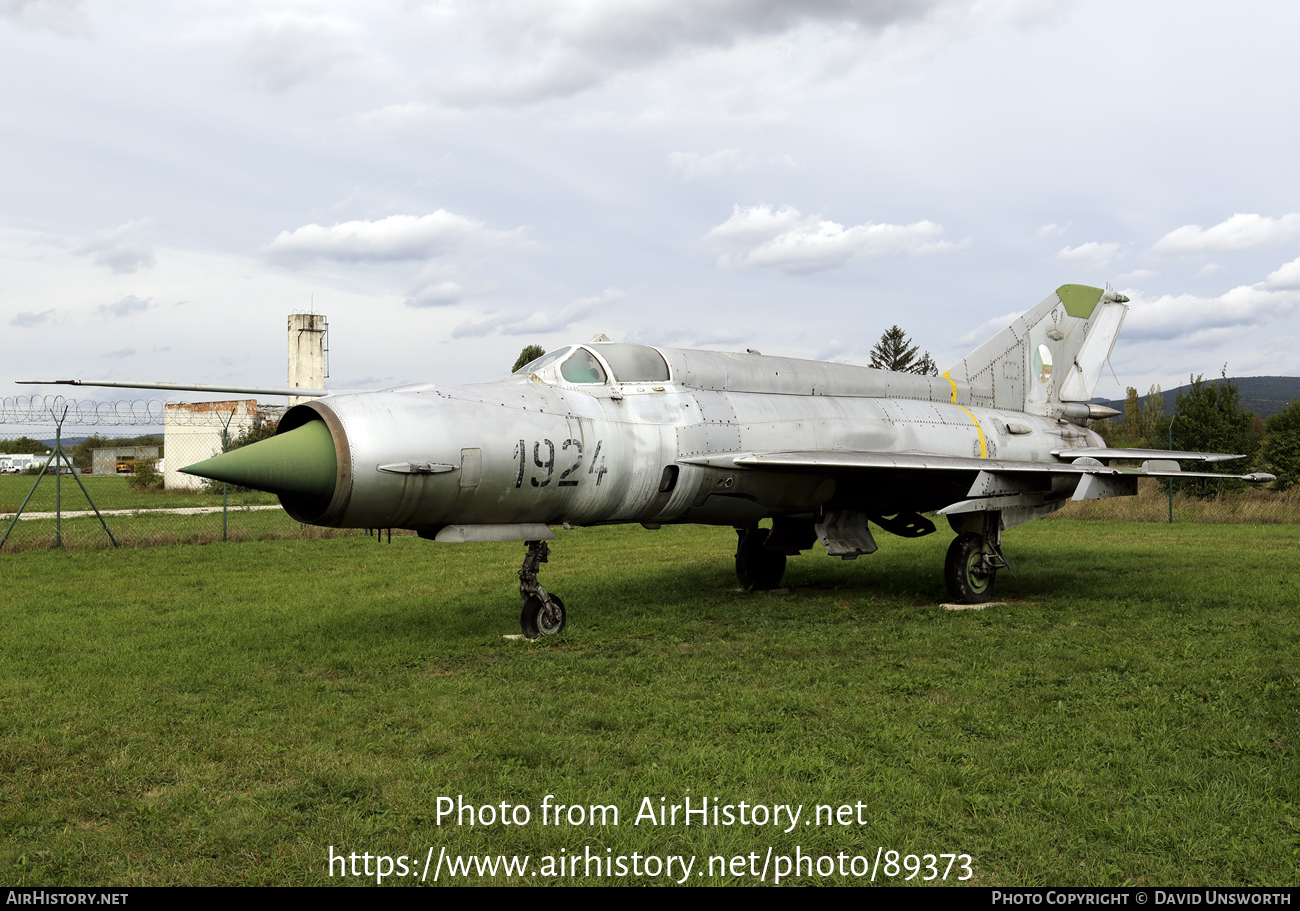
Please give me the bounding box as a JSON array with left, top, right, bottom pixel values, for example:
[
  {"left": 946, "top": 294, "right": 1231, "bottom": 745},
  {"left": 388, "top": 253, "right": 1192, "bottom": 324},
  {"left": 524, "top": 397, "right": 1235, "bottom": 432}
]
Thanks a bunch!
[{"left": 278, "top": 365, "right": 1101, "bottom": 533}]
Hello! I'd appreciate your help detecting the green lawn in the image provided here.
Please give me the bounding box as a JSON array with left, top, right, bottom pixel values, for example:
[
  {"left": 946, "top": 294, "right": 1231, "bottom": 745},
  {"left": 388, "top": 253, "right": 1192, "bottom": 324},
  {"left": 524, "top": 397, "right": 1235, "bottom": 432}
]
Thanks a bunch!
[
  {"left": 1, "top": 521, "right": 1297, "bottom": 886},
  {"left": 0, "top": 474, "right": 279, "bottom": 513}
]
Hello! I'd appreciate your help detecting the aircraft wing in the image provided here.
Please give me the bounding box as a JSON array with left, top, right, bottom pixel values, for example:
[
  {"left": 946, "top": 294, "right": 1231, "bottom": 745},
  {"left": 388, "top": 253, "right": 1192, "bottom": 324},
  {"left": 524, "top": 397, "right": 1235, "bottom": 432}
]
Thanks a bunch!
[
  {"left": 16, "top": 379, "right": 329, "bottom": 397},
  {"left": 678, "top": 450, "right": 1274, "bottom": 483}
]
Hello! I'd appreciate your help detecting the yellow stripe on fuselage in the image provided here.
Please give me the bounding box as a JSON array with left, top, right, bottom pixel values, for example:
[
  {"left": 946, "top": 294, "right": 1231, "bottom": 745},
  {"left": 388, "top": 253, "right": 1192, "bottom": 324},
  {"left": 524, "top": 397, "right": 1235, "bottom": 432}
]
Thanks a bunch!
[
  {"left": 940, "top": 371, "right": 985, "bottom": 457},
  {"left": 955, "top": 405, "right": 988, "bottom": 458},
  {"left": 941, "top": 370, "right": 958, "bottom": 404}
]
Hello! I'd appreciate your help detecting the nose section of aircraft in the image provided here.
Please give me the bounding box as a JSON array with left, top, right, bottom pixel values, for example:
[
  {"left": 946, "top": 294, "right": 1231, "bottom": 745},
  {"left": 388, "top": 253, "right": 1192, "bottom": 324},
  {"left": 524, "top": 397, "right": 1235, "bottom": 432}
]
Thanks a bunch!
[{"left": 180, "top": 419, "right": 338, "bottom": 500}]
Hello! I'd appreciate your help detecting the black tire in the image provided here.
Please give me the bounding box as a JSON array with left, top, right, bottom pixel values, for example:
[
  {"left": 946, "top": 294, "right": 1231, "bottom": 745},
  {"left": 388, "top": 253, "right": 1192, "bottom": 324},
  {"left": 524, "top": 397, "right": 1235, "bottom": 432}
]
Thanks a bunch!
[
  {"left": 945, "top": 533, "right": 994, "bottom": 603},
  {"left": 735, "top": 526, "right": 787, "bottom": 590},
  {"left": 521, "top": 594, "right": 566, "bottom": 639}
]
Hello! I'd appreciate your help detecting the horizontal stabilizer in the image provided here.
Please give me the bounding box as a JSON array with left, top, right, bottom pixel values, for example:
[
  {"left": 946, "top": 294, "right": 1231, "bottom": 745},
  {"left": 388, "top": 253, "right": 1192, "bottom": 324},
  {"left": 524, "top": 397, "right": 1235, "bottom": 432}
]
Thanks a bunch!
[{"left": 1052, "top": 447, "right": 1245, "bottom": 463}]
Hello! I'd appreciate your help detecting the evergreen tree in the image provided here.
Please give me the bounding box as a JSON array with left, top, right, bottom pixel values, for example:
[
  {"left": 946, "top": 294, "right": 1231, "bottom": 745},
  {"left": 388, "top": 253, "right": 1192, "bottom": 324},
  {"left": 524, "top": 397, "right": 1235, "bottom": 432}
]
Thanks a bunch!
[
  {"left": 512, "top": 344, "right": 546, "bottom": 373},
  {"left": 869, "top": 326, "right": 938, "bottom": 375}
]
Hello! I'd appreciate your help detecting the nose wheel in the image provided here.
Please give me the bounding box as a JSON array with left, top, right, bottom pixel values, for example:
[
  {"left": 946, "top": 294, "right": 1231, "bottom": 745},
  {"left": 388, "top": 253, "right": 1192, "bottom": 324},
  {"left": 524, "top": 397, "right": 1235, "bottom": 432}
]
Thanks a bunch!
[
  {"left": 521, "top": 593, "right": 566, "bottom": 638},
  {"left": 519, "top": 540, "right": 566, "bottom": 638}
]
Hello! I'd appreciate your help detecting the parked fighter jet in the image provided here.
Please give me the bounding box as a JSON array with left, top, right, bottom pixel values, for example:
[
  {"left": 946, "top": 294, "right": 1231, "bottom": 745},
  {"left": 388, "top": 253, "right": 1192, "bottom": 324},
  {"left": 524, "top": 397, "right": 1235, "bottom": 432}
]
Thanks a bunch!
[{"left": 26, "top": 285, "right": 1273, "bottom": 636}]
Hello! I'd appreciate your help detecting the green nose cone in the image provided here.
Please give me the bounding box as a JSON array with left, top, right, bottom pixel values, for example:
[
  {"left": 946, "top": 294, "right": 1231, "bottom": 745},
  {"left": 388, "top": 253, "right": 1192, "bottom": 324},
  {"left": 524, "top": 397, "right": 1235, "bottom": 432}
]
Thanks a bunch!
[{"left": 181, "top": 420, "right": 337, "bottom": 500}]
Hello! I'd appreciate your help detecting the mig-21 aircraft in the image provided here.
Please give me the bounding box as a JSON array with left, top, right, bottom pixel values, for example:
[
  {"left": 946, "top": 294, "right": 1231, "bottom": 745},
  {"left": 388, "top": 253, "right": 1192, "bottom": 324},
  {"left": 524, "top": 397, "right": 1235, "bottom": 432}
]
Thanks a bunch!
[{"left": 27, "top": 285, "right": 1273, "bottom": 637}]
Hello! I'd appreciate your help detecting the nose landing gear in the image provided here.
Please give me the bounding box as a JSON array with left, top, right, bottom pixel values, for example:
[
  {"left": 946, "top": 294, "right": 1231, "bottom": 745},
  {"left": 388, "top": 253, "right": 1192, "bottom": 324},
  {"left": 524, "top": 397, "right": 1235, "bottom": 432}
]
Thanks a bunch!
[{"left": 519, "top": 539, "right": 566, "bottom": 638}]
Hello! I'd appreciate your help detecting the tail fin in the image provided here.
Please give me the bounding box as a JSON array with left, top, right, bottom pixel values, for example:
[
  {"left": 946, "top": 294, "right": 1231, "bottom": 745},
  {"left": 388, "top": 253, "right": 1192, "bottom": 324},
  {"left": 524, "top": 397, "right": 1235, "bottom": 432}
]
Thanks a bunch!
[{"left": 944, "top": 284, "right": 1128, "bottom": 417}]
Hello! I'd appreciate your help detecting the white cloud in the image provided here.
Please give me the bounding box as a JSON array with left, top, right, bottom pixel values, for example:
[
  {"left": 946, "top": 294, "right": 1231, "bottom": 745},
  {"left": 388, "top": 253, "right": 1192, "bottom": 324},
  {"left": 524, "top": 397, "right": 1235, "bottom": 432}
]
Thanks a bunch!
[
  {"left": 1117, "top": 269, "right": 1158, "bottom": 283},
  {"left": 234, "top": 12, "right": 363, "bottom": 93},
  {"left": 705, "top": 204, "right": 805, "bottom": 249},
  {"left": 404, "top": 275, "right": 467, "bottom": 308},
  {"left": 954, "top": 310, "right": 1022, "bottom": 346},
  {"left": 0, "top": 0, "right": 87, "bottom": 35},
  {"left": 1264, "top": 257, "right": 1300, "bottom": 290},
  {"left": 1038, "top": 222, "right": 1071, "bottom": 237},
  {"left": 1194, "top": 263, "right": 1223, "bottom": 278},
  {"left": 1123, "top": 284, "right": 1300, "bottom": 342},
  {"left": 74, "top": 219, "right": 156, "bottom": 274},
  {"left": 103, "top": 347, "right": 136, "bottom": 359},
  {"left": 421, "top": 1, "right": 955, "bottom": 108},
  {"left": 1151, "top": 213, "right": 1300, "bottom": 256},
  {"left": 1054, "top": 241, "right": 1121, "bottom": 270},
  {"left": 262, "top": 211, "right": 531, "bottom": 264},
  {"left": 9, "top": 308, "right": 57, "bottom": 328},
  {"left": 154, "top": 0, "right": 1059, "bottom": 119},
  {"left": 705, "top": 204, "right": 952, "bottom": 274},
  {"left": 667, "top": 149, "right": 745, "bottom": 179},
  {"left": 452, "top": 288, "right": 623, "bottom": 338},
  {"left": 181, "top": 8, "right": 370, "bottom": 93},
  {"left": 97, "top": 295, "right": 154, "bottom": 319}
]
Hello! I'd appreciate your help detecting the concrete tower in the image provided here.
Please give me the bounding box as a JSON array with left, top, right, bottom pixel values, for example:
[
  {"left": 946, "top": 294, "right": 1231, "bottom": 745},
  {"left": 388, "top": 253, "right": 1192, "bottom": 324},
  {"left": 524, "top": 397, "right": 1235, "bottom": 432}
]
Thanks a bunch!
[{"left": 288, "top": 313, "right": 328, "bottom": 406}]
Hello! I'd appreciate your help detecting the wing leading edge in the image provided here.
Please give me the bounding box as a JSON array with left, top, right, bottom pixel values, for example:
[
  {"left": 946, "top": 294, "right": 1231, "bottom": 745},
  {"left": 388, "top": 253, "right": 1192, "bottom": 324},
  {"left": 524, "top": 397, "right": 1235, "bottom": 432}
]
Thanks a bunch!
[{"left": 679, "top": 449, "right": 1272, "bottom": 481}]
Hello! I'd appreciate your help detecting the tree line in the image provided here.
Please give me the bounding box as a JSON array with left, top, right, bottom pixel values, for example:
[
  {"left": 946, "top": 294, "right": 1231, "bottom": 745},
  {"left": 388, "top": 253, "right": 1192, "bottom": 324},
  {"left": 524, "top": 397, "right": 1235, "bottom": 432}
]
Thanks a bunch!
[{"left": 1096, "top": 371, "right": 1300, "bottom": 492}]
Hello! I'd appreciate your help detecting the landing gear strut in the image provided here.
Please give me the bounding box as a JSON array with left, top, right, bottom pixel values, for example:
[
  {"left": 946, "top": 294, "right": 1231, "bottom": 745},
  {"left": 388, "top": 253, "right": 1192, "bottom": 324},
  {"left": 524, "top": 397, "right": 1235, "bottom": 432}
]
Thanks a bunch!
[
  {"left": 519, "top": 539, "right": 566, "bottom": 638},
  {"left": 735, "top": 524, "right": 787, "bottom": 590}
]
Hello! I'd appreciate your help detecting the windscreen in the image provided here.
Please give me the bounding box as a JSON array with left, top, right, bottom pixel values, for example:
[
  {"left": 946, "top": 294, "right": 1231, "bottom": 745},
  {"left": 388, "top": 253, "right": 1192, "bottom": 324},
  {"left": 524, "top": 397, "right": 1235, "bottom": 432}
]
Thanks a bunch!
[
  {"left": 513, "top": 347, "right": 571, "bottom": 375},
  {"left": 560, "top": 348, "right": 607, "bottom": 384}
]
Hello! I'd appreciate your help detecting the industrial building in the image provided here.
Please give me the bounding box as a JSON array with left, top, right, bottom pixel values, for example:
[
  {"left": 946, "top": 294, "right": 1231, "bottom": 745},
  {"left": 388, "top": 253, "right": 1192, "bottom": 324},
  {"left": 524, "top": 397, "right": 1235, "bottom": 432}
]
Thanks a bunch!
[{"left": 91, "top": 445, "right": 160, "bottom": 475}]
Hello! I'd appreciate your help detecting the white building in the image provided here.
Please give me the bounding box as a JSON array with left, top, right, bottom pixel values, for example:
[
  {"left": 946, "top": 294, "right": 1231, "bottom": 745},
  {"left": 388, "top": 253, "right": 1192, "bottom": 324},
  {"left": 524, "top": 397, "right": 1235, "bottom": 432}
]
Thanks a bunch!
[{"left": 162, "top": 400, "right": 260, "bottom": 490}]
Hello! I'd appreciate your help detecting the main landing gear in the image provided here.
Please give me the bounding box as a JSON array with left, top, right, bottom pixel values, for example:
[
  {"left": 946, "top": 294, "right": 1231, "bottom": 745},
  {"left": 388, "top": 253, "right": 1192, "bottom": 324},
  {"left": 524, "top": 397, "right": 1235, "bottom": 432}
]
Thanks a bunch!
[
  {"left": 735, "top": 524, "right": 787, "bottom": 590},
  {"left": 943, "top": 513, "right": 1014, "bottom": 604},
  {"left": 735, "top": 519, "right": 819, "bottom": 590},
  {"left": 519, "top": 539, "right": 566, "bottom": 638}
]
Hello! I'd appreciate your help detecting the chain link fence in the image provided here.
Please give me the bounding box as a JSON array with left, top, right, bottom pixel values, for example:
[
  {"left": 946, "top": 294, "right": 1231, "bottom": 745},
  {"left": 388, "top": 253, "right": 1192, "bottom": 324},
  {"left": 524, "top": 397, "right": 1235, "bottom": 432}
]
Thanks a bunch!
[{"left": 0, "top": 395, "right": 365, "bottom": 552}]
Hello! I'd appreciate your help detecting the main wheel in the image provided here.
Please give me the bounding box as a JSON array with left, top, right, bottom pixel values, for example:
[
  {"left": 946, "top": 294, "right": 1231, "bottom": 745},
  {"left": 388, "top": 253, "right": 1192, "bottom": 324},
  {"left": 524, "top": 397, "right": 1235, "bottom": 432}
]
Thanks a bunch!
[
  {"left": 945, "top": 533, "right": 994, "bottom": 603},
  {"left": 521, "top": 594, "right": 566, "bottom": 638},
  {"left": 735, "top": 526, "right": 787, "bottom": 590}
]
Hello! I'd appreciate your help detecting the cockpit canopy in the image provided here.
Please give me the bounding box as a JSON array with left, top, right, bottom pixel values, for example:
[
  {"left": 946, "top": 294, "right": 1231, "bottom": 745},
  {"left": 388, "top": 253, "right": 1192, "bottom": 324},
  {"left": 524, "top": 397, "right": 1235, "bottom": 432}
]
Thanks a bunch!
[
  {"left": 591, "top": 343, "right": 670, "bottom": 382},
  {"left": 513, "top": 343, "right": 670, "bottom": 385}
]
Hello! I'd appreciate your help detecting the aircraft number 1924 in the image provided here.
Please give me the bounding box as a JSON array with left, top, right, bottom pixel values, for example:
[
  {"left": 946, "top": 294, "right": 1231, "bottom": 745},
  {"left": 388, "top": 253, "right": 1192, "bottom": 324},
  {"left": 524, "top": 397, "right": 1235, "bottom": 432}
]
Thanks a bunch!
[{"left": 513, "top": 439, "right": 608, "bottom": 489}]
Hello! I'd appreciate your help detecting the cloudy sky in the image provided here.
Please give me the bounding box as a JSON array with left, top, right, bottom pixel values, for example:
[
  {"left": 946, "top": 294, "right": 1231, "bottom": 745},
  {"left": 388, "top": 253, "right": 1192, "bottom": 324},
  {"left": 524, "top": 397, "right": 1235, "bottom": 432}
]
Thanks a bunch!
[{"left": 4, "top": 0, "right": 1299, "bottom": 410}]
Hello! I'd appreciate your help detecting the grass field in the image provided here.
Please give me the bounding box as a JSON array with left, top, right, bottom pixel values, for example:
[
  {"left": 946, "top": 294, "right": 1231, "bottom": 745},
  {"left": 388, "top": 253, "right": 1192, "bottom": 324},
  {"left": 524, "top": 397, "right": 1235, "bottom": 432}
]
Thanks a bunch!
[
  {"left": 0, "top": 474, "right": 279, "bottom": 514},
  {"left": 0, "top": 475, "right": 339, "bottom": 552},
  {"left": 1, "top": 521, "right": 1297, "bottom": 886}
]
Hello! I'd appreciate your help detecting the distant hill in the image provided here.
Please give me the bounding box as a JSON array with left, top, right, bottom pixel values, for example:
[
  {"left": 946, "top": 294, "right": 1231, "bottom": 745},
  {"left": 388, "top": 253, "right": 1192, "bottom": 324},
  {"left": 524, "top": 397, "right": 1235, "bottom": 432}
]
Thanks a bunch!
[{"left": 1098, "top": 376, "right": 1300, "bottom": 421}]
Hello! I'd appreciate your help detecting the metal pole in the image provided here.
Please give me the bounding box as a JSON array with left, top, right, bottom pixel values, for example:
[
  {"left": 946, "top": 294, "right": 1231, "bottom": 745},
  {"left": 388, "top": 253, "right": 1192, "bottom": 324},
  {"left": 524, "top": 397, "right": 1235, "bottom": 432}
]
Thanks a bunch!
[
  {"left": 0, "top": 450, "right": 54, "bottom": 550},
  {"left": 55, "top": 413, "right": 62, "bottom": 549},
  {"left": 63, "top": 454, "right": 118, "bottom": 548},
  {"left": 1168, "top": 416, "right": 1176, "bottom": 524},
  {"left": 220, "top": 410, "right": 235, "bottom": 543}
]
